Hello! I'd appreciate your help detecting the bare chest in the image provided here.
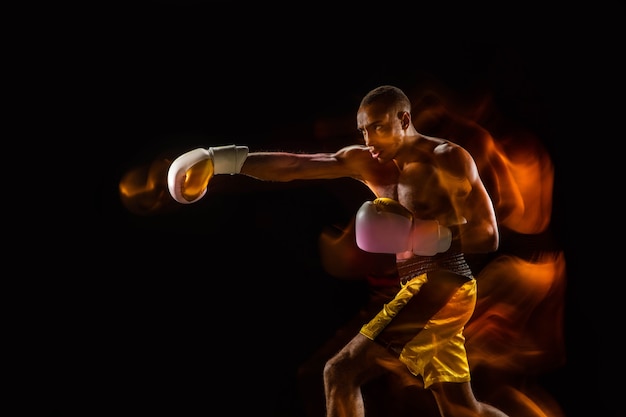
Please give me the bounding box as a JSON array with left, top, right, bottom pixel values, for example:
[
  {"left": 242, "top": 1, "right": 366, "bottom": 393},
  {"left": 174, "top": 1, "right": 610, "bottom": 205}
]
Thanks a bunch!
[{"left": 396, "top": 163, "right": 452, "bottom": 219}]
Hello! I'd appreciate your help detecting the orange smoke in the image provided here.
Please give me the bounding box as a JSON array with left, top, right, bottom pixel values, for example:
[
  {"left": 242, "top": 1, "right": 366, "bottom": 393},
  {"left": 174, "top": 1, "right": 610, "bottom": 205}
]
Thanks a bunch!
[
  {"left": 118, "top": 154, "right": 179, "bottom": 216},
  {"left": 119, "top": 83, "right": 567, "bottom": 416},
  {"left": 316, "top": 85, "right": 566, "bottom": 416},
  {"left": 414, "top": 89, "right": 565, "bottom": 416},
  {"left": 467, "top": 252, "right": 566, "bottom": 371}
]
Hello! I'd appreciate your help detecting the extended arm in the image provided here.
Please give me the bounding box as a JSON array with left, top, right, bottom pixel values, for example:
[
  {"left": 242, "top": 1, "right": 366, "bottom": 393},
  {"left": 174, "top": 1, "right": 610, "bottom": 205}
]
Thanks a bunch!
[
  {"left": 166, "top": 144, "right": 370, "bottom": 204},
  {"left": 240, "top": 150, "right": 357, "bottom": 182}
]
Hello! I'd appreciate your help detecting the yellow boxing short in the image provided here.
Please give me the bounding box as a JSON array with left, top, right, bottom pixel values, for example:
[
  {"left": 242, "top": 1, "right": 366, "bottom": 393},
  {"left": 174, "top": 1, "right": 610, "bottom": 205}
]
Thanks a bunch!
[{"left": 360, "top": 272, "right": 477, "bottom": 388}]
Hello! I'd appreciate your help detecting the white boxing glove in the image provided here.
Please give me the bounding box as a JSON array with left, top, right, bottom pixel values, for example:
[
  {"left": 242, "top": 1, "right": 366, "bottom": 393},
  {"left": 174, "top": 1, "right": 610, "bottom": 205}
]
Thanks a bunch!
[
  {"left": 355, "top": 198, "right": 452, "bottom": 256},
  {"left": 355, "top": 198, "right": 413, "bottom": 253},
  {"left": 411, "top": 219, "right": 451, "bottom": 256},
  {"left": 167, "top": 145, "right": 249, "bottom": 204}
]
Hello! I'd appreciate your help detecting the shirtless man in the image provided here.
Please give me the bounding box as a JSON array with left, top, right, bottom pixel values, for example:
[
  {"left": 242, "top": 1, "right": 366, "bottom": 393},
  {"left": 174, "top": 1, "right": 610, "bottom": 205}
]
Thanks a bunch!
[{"left": 167, "top": 85, "right": 509, "bottom": 417}]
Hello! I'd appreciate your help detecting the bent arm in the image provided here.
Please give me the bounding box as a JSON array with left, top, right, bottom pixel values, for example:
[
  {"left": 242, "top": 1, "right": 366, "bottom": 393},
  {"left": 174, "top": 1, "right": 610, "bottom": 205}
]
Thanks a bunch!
[{"left": 443, "top": 147, "right": 499, "bottom": 254}]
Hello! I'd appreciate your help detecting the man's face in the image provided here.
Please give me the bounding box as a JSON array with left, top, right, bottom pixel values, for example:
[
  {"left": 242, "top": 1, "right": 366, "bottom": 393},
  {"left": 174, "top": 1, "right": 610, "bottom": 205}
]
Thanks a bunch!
[{"left": 357, "top": 103, "right": 403, "bottom": 163}]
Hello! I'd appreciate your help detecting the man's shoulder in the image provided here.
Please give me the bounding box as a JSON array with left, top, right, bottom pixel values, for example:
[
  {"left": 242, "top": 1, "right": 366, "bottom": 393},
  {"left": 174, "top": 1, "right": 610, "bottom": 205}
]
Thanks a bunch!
[
  {"left": 339, "top": 144, "right": 370, "bottom": 152},
  {"left": 335, "top": 144, "right": 371, "bottom": 159},
  {"left": 432, "top": 139, "right": 471, "bottom": 160}
]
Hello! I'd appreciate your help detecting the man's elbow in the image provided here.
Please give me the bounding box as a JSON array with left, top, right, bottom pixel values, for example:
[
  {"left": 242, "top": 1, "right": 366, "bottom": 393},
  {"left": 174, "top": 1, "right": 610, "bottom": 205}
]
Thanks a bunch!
[
  {"left": 473, "top": 224, "right": 499, "bottom": 253},
  {"left": 486, "top": 225, "right": 499, "bottom": 252}
]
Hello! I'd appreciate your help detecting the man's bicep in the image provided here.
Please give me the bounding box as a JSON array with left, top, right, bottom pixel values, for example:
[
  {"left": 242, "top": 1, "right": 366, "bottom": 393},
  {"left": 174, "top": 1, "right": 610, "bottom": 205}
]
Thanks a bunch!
[{"left": 295, "top": 153, "right": 357, "bottom": 179}]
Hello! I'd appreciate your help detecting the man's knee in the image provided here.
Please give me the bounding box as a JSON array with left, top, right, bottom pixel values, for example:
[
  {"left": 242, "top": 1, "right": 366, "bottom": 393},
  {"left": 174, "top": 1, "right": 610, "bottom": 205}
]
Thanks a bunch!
[
  {"left": 323, "top": 354, "right": 343, "bottom": 382},
  {"left": 323, "top": 350, "right": 356, "bottom": 387}
]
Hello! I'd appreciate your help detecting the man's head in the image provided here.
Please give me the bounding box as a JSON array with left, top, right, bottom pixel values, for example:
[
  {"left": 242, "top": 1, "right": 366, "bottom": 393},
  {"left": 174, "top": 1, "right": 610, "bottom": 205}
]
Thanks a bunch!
[
  {"left": 359, "top": 85, "right": 412, "bottom": 114},
  {"left": 357, "top": 85, "right": 413, "bottom": 163}
]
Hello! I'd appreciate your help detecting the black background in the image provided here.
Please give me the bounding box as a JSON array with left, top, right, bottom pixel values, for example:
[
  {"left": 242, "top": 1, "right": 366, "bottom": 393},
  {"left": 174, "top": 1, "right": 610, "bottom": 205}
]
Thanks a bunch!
[{"left": 34, "top": 2, "right": 623, "bottom": 416}]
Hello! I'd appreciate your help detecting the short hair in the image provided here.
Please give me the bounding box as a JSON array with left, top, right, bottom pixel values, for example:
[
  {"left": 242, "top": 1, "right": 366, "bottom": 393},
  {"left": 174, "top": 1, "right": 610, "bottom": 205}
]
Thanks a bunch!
[{"left": 359, "top": 85, "right": 412, "bottom": 113}]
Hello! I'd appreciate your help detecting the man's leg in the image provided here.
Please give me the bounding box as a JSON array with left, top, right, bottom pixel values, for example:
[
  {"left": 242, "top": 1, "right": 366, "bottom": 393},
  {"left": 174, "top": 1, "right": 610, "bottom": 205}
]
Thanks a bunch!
[
  {"left": 430, "top": 381, "right": 509, "bottom": 417},
  {"left": 323, "top": 333, "right": 394, "bottom": 417},
  {"left": 297, "top": 315, "right": 363, "bottom": 417}
]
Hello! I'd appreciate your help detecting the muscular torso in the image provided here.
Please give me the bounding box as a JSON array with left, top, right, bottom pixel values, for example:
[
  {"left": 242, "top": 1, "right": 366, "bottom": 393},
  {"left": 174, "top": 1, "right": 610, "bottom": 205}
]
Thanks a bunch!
[
  {"left": 336, "top": 140, "right": 485, "bottom": 276},
  {"left": 353, "top": 140, "right": 468, "bottom": 228}
]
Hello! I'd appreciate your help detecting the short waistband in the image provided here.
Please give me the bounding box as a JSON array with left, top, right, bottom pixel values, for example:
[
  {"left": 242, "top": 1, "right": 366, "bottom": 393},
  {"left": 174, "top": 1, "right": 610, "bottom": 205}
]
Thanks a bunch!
[{"left": 397, "top": 251, "right": 473, "bottom": 284}]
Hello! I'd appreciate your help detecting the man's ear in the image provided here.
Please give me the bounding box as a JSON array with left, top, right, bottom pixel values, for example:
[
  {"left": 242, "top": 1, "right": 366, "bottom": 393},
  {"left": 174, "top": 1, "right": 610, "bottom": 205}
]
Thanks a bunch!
[{"left": 399, "top": 111, "right": 411, "bottom": 130}]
